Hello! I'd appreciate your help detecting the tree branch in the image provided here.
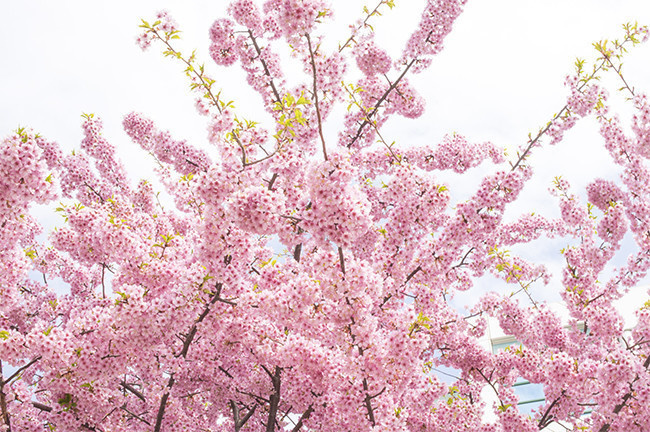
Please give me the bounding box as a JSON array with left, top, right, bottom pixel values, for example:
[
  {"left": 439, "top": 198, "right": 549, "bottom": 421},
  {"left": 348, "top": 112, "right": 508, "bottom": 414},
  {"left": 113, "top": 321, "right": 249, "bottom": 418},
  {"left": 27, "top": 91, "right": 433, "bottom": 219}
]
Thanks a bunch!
[
  {"left": 2, "top": 356, "right": 42, "bottom": 386},
  {"left": 538, "top": 395, "right": 562, "bottom": 429},
  {"left": 177, "top": 283, "right": 225, "bottom": 358},
  {"left": 231, "top": 400, "right": 257, "bottom": 432},
  {"left": 247, "top": 30, "right": 282, "bottom": 103},
  {"left": 338, "top": 0, "right": 387, "bottom": 52},
  {"left": 305, "top": 33, "right": 328, "bottom": 162},
  {"left": 338, "top": 246, "right": 346, "bottom": 275},
  {"left": 150, "top": 28, "right": 223, "bottom": 114},
  {"left": 405, "top": 265, "right": 422, "bottom": 284},
  {"left": 265, "top": 367, "right": 282, "bottom": 432},
  {"left": 293, "top": 243, "right": 302, "bottom": 262},
  {"left": 121, "top": 404, "right": 151, "bottom": 426},
  {"left": 84, "top": 182, "right": 105, "bottom": 203},
  {"left": 155, "top": 284, "right": 228, "bottom": 431},
  {"left": 290, "top": 404, "right": 314, "bottom": 432},
  {"left": 153, "top": 375, "right": 174, "bottom": 432},
  {"left": 597, "top": 355, "right": 650, "bottom": 432},
  {"left": 347, "top": 57, "right": 416, "bottom": 148},
  {"left": 120, "top": 381, "right": 146, "bottom": 402},
  {"left": 32, "top": 402, "right": 52, "bottom": 412},
  {"left": 362, "top": 378, "right": 378, "bottom": 426},
  {"left": 510, "top": 51, "right": 615, "bottom": 172}
]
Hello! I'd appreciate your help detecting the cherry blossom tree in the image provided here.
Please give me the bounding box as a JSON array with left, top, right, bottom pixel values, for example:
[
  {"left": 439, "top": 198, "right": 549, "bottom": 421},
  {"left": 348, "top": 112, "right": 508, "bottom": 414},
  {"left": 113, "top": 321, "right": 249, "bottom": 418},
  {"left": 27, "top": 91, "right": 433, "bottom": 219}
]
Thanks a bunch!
[{"left": 2, "top": 1, "right": 650, "bottom": 431}]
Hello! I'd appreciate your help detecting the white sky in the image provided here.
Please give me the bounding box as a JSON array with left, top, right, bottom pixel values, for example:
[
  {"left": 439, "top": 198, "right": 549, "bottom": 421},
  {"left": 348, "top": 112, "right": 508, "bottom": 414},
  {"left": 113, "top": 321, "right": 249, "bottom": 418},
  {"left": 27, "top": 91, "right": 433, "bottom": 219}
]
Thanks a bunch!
[{"left": 3, "top": 1, "right": 650, "bottom": 320}]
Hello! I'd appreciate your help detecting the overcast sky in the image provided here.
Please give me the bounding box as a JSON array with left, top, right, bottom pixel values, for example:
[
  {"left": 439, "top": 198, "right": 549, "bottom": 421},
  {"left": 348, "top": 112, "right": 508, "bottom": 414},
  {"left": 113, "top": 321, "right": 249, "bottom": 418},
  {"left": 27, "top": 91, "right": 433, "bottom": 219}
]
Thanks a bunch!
[{"left": 3, "top": 1, "right": 650, "bottom": 321}]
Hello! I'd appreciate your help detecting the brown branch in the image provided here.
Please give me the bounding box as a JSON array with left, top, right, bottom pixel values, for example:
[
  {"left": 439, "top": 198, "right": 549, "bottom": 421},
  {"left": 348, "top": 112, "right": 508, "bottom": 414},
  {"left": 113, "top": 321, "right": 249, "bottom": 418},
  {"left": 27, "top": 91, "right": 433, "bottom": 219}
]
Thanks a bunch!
[
  {"left": 362, "top": 378, "right": 377, "bottom": 426},
  {"left": 603, "top": 52, "right": 635, "bottom": 97},
  {"left": 452, "top": 247, "right": 475, "bottom": 269},
  {"left": 338, "top": 246, "right": 346, "bottom": 275},
  {"left": 232, "top": 132, "right": 279, "bottom": 168},
  {"left": 120, "top": 381, "right": 146, "bottom": 402},
  {"left": 405, "top": 265, "right": 422, "bottom": 284},
  {"left": 32, "top": 402, "right": 52, "bottom": 412},
  {"left": 177, "top": 283, "right": 225, "bottom": 358},
  {"left": 151, "top": 29, "right": 223, "bottom": 114},
  {"left": 121, "top": 405, "right": 151, "bottom": 426},
  {"left": 156, "top": 284, "right": 227, "bottom": 431},
  {"left": 216, "top": 297, "right": 238, "bottom": 307},
  {"left": 2, "top": 356, "right": 42, "bottom": 386},
  {"left": 538, "top": 395, "right": 562, "bottom": 429},
  {"left": 153, "top": 375, "right": 174, "bottom": 432},
  {"left": 347, "top": 57, "right": 417, "bottom": 148},
  {"left": 597, "top": 355, "right": 650, "bottom": 432},
  {"left": 510, "top": 53, "right": 613, "bottom": 172},
  {"left": 305, "top": 33, "right": 328, "bottom": 162},
  {"left": 84, "top": 182, "right": 105, "bottom": 203},
  {"left": 101, "top": 263, "right": 107, "bottom": 299},
  {"left": 265, "top": 367, "right": 282, "bottom": 432},
  {"left": 474, "top": 368, "right": 504, "bottom": 407},
  {"left": 293, "top": 244, "right": 302, "bottom": 262},
  {"left": 268, "top": 173, "right": 278, "bottom": 191},
  {"left": 231, "top": 400, "right": 257, "bottom": 432},
  {"left": 183, "top": 158, "right": 206, "bottom": 173},
  {"left": 247, "top": 30, "right": 282, "bottom": 103},
  {"left": 338, "top": 0, "right": 387, "bottom": 52},
  {"left": 236, "top": 389, "right": 269, "bottom": 405},
  {"left": 290, "top": 404, "right": 314, "bottom": 432},
  {"left": 219, "top": 366, "right": 234, "bottom": 379}
]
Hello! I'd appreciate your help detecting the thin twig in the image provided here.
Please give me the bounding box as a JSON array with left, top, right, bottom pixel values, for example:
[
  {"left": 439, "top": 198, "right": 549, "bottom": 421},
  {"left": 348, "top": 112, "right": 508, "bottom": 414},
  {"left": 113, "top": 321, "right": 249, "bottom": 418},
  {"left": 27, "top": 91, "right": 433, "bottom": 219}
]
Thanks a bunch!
[
  {"left": 306, "top": 33, "right": 328, "bottom": 162},
  {"left": 290, "top": 404, "right": 314, "bottom": 432},
  {"left": 338, "top": 0, "right": 388, "bottom": 52},
  {"left": 3, "top": 356, "right": 42, "bottom": 386},
  {"left": 247, "top": 30, "right": 281, "bottom": 103},
  {"left": 347, "top": 58, "right": 417, "bottom": 148},
  {"left": 405, "top": 265, "right": 422, "bottom": 284},
  {"left": 338, "top": 246, "right": 346, "bottom": 275},
  {"left": 120, "top": 381, "right": 146, "bottom": 402}
]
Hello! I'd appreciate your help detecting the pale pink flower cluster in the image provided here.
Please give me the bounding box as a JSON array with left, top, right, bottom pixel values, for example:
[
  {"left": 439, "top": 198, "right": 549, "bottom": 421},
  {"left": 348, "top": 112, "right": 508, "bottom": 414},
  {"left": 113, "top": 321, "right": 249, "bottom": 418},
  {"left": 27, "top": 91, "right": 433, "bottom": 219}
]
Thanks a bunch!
[
  {"left": 229, "top": 0, "right": 263, "bottom": 33},
  {"left": 413, "top": 134, "right": 504, "bottom": 173},
  {"left": 587, "top": 178, "right": 624, "bottom": 211},
  {"left": 123, "top": 112, "right": 211, "bottom": 174},
  {"left": 632, "top": 93, "right": 650, "bottom": 157},
  {"left": 229, "top": 185, "right": 285, "bottom": 234},
  {"left": 547, "top": 76, "right": 606, "bottom": 145},
  {"left": 399, "top": 0, "right": 468, "bottom": 73},
  {"left": 263, "top": 0, "right": 328, "bottom": 39},
  {"left": 354, "top": 39, "right": 391, "bottom": 76},
  {"left": 302, "top": 153, "right": 372, "bottom": 247},
  {"left": 209, "top": 19, "right": 238, "bottom": 66},
  {"left": 0, "top": 132, "right": 58, "bottom": 217}
]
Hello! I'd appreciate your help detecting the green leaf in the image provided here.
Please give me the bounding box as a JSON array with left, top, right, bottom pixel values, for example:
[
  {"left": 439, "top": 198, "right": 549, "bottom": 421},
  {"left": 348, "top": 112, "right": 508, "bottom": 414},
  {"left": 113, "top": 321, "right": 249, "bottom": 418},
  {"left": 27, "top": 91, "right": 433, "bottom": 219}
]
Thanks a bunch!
[{"left": 0, "top": 330, "right": 9, "bottom": 340}]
